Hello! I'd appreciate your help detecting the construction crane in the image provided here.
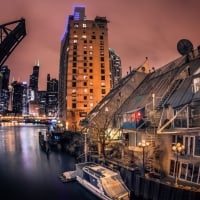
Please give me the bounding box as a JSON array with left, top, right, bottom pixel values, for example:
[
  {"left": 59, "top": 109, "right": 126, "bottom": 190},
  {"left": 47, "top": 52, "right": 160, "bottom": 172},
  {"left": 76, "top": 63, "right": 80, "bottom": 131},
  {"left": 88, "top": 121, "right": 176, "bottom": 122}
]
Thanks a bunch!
[{"left": 0, "top": 18, "right": 26, "bottom": 67}]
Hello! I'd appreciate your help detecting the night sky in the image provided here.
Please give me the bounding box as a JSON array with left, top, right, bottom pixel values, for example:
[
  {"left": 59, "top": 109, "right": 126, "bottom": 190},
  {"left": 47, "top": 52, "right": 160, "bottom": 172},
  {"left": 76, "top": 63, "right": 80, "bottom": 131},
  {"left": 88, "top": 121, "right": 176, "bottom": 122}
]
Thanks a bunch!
[{"left": 1, "top": 0, "right": 200, "bottom": 90}]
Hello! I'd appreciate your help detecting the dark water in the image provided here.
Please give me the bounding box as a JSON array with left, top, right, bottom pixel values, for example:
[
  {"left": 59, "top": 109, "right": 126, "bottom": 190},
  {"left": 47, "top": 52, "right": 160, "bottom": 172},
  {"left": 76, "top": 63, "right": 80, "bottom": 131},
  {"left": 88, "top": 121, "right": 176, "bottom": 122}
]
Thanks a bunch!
[{"left": 0, "top": 125, "right": 99, "bottom": 200}]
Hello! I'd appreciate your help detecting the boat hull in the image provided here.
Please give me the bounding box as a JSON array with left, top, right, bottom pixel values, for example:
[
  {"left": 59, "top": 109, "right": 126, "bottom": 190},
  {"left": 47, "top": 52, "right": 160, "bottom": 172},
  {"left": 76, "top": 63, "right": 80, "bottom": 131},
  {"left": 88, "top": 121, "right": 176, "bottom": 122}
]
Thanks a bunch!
[{"left": 76, "top": 176, "right": 112, "bottom": 200}]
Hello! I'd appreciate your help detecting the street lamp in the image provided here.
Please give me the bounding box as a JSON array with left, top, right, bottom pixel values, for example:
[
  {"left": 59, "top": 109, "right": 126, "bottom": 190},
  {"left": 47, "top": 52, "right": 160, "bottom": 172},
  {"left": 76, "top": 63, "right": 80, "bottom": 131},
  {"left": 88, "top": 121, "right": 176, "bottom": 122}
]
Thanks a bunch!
[
  {"left": 83, "top": 131, "right": 88, "bottom": 162},
  {"left": 138, "top": 140, "right": 150, "bottom": 176},
  {"left": 172, "top": 142, "right": 185, "bottom": 187}
]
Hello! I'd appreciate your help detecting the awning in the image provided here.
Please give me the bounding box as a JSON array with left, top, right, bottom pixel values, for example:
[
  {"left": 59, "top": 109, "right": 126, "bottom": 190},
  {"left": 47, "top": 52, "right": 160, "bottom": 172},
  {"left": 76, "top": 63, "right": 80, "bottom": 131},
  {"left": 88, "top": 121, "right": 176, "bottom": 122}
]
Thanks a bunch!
[{"left": 123, "top": 107, "right": 144, "bottom": 114}]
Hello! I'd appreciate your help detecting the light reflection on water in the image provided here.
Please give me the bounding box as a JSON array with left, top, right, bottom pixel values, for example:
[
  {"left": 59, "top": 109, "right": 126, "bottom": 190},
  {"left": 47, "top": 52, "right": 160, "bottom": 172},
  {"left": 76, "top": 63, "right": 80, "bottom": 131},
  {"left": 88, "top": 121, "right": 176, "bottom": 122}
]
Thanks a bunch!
[{"left": 0, "top": 125, "right": 100, "bottom": 200}]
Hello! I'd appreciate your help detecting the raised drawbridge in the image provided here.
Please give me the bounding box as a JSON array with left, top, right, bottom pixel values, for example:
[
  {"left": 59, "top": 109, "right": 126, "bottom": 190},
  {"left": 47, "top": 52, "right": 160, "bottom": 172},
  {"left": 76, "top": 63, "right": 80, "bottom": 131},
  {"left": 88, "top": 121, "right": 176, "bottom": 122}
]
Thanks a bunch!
[{"left": 0, "top": 18, "right": 26, "bottom": 67}]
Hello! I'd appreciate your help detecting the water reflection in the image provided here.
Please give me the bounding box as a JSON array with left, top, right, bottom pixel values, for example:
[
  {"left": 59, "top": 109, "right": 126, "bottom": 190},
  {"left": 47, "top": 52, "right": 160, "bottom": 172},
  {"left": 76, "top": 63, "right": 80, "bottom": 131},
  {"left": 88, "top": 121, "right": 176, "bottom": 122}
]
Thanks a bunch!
[{"left": 0, "top": 125, "right": 99, "bottom": 200}]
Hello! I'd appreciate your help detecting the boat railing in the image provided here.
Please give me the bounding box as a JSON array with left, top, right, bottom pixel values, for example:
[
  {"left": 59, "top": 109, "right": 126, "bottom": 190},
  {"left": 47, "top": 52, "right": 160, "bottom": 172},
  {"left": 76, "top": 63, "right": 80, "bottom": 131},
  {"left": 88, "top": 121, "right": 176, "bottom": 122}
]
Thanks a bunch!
[{"left": 84, "top": 167, "right": 103, "bottom": 179}]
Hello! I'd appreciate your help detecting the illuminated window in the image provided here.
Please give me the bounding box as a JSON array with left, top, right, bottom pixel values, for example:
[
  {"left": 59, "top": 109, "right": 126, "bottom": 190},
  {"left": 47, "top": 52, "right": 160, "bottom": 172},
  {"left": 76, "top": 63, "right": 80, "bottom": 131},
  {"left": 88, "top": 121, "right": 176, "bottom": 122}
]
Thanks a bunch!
[
  {"left": 83, "top": 23, "right": 87, "bottom": 28},
  {"left": 73, "top": 35, "right": 78, "bottom": 38},
  {"left": 74, "top": 23, "right": 79, "bottom": 28},
  {"left": 82, "top": 35, "right": 87, "bottom": 39},
  {"left": 183, "top": 136, "right": 194, "bottom": 156},
  {"left": 90, "top": 103, "right": 94, "bottom": 108},
  {"left": 73, "top": 39, "right": 77, "bottom": 43},
  {"left": 193, "top": 77, "right": 200, "bottom": 93},
  {"left": 72, "top": 89, "right": 76, "bottom": 93},
  {"left": 84, "top": 88, "right": 88, "bottom": 93},
  {"left": 100, "top": 46, "right": 104, "bottom": 50}
]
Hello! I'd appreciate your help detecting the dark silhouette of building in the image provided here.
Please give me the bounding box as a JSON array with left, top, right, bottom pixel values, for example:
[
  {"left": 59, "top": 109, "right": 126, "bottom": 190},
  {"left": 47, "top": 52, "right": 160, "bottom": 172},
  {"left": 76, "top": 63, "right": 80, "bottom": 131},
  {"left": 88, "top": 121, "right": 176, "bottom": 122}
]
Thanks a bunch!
[
  {"left": 0, "top": 65, "right": 10, "bottom": 114},
  {"left": 29, "top": 62, "right": 39, "bottom": 100},
  {"left": 109, "top": 48, "right": 122, "bottom": 88},
  {"left": 37, "top": 90, "right": 47, "bottom": 116},
  {"left": 46, "top": 74, "right": 58, "bottom": 117},
  {"left": 12, "top": 81, "right": 28, "bottom": 115}
]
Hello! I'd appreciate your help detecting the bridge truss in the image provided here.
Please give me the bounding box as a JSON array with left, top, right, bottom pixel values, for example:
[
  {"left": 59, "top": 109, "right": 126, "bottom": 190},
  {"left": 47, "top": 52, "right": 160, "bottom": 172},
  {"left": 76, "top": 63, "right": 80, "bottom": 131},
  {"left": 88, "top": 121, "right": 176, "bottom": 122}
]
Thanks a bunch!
[{"left": 0, "top": 18, "right": 26, "bottom": 67}]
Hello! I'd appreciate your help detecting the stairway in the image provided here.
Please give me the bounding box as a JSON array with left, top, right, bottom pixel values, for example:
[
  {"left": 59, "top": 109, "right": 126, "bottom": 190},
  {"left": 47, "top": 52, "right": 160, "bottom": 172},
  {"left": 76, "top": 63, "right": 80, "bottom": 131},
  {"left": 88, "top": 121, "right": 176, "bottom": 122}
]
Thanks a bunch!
[{"left": 145, "top": 134, "right": 161, "bottom": 173}]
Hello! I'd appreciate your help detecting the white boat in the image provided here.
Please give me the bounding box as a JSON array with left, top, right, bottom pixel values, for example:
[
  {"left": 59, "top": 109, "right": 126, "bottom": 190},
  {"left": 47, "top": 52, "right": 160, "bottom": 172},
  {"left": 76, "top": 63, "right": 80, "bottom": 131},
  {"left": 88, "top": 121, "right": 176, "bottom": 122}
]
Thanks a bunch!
[{"left": 76, "top": 162, "right": 130, "bottom": 200}]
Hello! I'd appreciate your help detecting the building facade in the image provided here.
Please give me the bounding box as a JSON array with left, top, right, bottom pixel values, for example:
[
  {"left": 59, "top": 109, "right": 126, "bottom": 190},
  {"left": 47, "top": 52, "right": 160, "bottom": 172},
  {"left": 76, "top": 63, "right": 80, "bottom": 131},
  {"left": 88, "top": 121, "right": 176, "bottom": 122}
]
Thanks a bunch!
[
  {"left": 59, "top": 6, "right": 111, "bottom": 131},
  {"left": 0, "top": 65, "right": 10, "bottom": 114},
  {"left": 12, "top": 81, "right": 28, "bottom": 115},
  {"left": 82, "top": 40, "right": 200, "bottom": 189},
  {"left": 46, "top": 74, "right": 58, "bottom": 117},
  {"left": 29, "top": 63, "right": 39, "bottom": 102},
  {"left": 109, "top": 48, "right": 122, "bottom": 88}
]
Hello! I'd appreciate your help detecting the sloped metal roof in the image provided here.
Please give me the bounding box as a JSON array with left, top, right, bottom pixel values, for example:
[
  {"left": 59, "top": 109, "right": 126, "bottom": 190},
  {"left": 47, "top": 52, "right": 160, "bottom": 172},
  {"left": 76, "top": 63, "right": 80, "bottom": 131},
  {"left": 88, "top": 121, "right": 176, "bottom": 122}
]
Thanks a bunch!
[
  {"left": 80, "top": 70, "right": 147, "bottom": 125},
  {"left": 166, "top": 77, "right": 193, "bottom": 108},
  {"left": 119, "top": 50, "right": 200, "bottom": 114}
]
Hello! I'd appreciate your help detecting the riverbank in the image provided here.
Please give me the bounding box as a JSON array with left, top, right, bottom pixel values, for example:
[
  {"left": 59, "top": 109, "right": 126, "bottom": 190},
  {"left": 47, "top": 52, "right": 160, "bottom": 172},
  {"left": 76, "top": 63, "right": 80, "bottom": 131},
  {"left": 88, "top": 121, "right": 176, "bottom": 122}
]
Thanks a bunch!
[{"left": 61, "top": 131, "right": 200, "bottom": 200}]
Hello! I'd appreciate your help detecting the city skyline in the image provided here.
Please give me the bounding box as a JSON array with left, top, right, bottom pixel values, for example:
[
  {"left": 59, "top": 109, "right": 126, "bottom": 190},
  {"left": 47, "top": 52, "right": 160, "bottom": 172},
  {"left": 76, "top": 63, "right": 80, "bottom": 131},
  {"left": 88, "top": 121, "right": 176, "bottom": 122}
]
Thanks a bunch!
[{"left": 1, "top": 0, "right": 200, "bottom": 90}]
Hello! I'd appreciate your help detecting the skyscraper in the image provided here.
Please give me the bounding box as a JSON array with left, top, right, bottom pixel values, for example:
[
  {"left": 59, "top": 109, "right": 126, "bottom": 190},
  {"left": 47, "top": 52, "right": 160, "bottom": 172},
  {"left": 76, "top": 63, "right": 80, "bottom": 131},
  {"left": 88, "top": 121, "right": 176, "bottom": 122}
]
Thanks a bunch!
[
  {"left": 29, "top": 62, "right": 39, "bottom": 101},
  {"left": 59, "top": 6, "right": 111, "bottom": 131},
  {"left": 46, "top": 74, "right": 58, "bottom": 117},
  {"left": 12, "top": 81, "right": 28, "bottom": 115},
  {"left": 0, "top": 65, "right": 10, "bottom": 114}
]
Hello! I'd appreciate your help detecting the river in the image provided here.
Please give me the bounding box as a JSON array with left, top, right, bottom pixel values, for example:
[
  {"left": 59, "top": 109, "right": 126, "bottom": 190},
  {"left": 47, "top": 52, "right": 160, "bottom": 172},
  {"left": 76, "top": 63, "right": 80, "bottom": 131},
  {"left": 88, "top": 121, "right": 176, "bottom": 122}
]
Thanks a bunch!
[{"left": 0, "top": 125, "right": 100, "bottom": 200}]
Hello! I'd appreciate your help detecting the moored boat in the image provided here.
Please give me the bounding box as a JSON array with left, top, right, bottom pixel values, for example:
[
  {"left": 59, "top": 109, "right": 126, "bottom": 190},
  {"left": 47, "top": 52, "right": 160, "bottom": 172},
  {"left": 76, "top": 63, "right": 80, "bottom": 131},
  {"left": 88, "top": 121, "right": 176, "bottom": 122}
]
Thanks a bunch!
[
  {"left": 59, "top": 170, "right": 77, "bottom": 183},
  {"left": 76, "top": 162, "right": 130, "bottom": 200}
]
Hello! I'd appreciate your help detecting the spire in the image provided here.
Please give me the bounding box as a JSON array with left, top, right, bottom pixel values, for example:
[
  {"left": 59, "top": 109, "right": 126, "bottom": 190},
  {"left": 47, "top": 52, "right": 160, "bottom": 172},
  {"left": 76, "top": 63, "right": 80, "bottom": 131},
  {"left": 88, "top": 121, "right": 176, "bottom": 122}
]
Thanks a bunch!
[{"left": 35, "top": 59, "right": 40, "bottom": 66}]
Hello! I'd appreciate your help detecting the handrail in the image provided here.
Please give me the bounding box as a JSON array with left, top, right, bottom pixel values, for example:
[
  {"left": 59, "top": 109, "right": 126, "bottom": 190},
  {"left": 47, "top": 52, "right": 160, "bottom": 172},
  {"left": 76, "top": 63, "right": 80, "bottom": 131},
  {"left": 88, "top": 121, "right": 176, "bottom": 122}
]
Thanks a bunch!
[{"left": 157, "top": 104, "right": 188, "bottom": 134}]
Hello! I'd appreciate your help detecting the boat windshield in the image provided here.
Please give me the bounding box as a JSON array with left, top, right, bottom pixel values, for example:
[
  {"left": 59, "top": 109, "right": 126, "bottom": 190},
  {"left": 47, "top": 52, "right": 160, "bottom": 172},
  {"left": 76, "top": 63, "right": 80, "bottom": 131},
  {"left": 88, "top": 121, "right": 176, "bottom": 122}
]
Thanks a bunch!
[{"left": 100, "top": 175, "right": 129, "bottom": 199}]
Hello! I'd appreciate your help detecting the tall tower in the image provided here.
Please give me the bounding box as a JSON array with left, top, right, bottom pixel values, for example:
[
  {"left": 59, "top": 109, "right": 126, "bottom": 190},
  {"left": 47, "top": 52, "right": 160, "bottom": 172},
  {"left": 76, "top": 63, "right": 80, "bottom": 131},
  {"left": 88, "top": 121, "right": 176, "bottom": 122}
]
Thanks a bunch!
[
  {"left": 12, "top": 81, "right": 28, "bottom": 115},
  {"left": 59, "top": 6, "right": 111, "bottom": 131},
  {"left": 46, "top": 74, "right": 58, "bottom": 117},
  {"left": 29, "top": 62, "right": 40, "bottom": 99},
  {"left": 0, "top": 65, "right": 10, "bottom": 114}
]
